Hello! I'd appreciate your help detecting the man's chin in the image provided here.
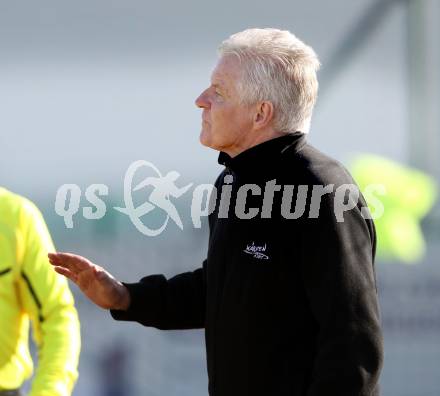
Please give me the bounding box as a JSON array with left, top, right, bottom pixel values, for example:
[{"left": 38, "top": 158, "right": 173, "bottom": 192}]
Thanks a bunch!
[
  {"left": 200, "top": 130, "right": 225, "bottom": 152},
  {"left": 199, "top": 131, "right": 213, "bottom": 149}
]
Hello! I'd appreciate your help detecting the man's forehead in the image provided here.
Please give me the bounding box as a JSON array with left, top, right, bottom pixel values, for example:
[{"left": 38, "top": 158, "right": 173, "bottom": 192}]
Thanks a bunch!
[
  {"left": 210, "top": 76, "right": 226, "bottom": 86},
  {"left": 210, "top": 57, "right": 240, "bottom": 86},
  {"left": 210, "top": 68, "right": 227, "bottom": 85}
]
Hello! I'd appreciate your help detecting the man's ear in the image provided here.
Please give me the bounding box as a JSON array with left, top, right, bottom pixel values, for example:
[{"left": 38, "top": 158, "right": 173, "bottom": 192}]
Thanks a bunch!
[{"left": 254, "top": 101, "right": 274, "bottom": 130}]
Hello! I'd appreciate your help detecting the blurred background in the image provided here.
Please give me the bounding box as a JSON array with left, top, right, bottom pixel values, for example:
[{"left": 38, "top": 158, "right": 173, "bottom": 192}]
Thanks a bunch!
[{"left": 1, "top": 0, "right": 439, "bottom": 395}]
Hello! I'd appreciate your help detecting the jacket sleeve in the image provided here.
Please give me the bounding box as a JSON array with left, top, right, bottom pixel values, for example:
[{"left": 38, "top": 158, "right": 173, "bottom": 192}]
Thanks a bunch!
[
  {"left": 110, "top": 260, "right": 207, "bottom": 330},
  {"left": 17, "top": 199, "right": 81, "bottom": 396},
  {"left": 300, "top": 191, "right": 383, "bottom": 396}
]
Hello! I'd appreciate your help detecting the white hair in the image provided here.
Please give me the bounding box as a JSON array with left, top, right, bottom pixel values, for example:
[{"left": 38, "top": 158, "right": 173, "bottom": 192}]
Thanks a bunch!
[{"left": 218, "top": 28, "right": 320, "bottom": 133}]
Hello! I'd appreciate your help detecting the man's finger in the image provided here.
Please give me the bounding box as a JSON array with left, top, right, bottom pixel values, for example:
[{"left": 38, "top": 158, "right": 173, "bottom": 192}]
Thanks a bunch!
[
  {"left": 48, "top": 252, "right": 61, "bottom": 265},
  {"left": 48, "top": 252, "right": 92, "bottom": 271},
  {"left": 48, "top": 253, "right": 75, "bottom": 271},
  {"left": 53, "top": 266, "right": 78, "bottom": 283}
]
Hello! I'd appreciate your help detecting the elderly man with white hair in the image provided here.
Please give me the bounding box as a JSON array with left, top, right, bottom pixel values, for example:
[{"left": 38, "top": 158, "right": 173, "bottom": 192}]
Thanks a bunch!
[{"left": 49, "top": 28, "right": 384, "bottom": 396}]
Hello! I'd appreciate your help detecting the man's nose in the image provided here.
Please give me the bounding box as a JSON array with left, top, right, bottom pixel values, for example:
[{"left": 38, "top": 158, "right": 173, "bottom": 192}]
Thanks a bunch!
[{"left": 195, "top": 90, "right": 210, "bottom": 109}]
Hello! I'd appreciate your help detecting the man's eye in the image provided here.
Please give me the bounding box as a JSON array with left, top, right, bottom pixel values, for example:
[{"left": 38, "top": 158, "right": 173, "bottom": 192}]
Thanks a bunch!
[{"left": 215, "top": 90, "right": 222, "bottom": 96}]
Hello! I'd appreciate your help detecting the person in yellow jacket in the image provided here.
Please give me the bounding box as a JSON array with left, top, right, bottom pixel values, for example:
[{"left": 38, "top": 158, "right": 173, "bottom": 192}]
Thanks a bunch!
[{"left": 0, "top": 187, "right": 80, "bottom": 396}]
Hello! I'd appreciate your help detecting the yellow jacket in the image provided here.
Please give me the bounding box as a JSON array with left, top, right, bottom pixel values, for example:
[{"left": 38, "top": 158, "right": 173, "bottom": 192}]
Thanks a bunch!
[{"left": 0, "top": 188, "right": 80, "bottom": 395}]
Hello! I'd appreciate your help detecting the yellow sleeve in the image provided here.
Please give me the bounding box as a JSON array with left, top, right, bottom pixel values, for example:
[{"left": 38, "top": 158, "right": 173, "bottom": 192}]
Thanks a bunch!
[{"left": 18, "top": 199, "right": 81, "bottom": 396}]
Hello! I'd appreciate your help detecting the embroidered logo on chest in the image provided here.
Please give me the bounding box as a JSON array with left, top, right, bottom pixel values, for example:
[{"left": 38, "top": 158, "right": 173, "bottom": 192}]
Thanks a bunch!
[{"left": 243, "top": 241, "right": 269, "bottom": 260}]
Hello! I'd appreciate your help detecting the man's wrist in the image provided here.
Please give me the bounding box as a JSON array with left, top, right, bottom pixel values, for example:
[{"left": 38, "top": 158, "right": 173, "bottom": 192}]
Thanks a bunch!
[{"left": 114, "top": 282, "right": 131, "bottom": 310}]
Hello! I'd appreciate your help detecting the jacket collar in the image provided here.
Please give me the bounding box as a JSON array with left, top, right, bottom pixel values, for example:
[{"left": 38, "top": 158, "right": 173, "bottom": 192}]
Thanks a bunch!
[{"left": 217, "top": 132, "right": 306, "bottom": 173}]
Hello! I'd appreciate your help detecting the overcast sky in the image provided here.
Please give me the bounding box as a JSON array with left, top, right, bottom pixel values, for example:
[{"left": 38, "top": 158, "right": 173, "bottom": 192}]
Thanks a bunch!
[{"left": 0, "top": 0, "right": 408, "bottom": 200}]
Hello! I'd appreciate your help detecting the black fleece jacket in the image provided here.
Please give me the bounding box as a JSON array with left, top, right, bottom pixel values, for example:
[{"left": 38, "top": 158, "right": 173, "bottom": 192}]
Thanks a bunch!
[{"left": 111, "top": 133, "right": 384, "bottom": 396}]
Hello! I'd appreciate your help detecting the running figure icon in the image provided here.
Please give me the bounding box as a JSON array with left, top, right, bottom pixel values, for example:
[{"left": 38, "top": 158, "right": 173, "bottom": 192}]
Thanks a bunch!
[
  {"left": 133, "top": 170, "right": 192, "bottom": 229},
  {"left": 115, "top": 160, "right": 193, "bottom": 236}
]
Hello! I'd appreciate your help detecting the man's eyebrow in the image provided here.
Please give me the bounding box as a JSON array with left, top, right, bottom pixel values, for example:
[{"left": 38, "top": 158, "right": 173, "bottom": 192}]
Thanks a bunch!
[{"left": 211, "top": 81, "right": 229, "bottom": 95}]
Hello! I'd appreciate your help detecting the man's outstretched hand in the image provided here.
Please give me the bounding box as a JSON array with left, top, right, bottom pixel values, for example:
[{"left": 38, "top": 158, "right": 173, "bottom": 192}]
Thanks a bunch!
[{"left": 48, "top": 252, "right": 130, "bottom": 311}]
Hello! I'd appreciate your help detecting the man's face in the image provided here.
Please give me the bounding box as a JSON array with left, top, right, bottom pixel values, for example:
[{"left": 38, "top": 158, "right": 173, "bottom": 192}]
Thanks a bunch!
[{"left": 195, "top": 56, "right": 254, "bottom": 156}]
